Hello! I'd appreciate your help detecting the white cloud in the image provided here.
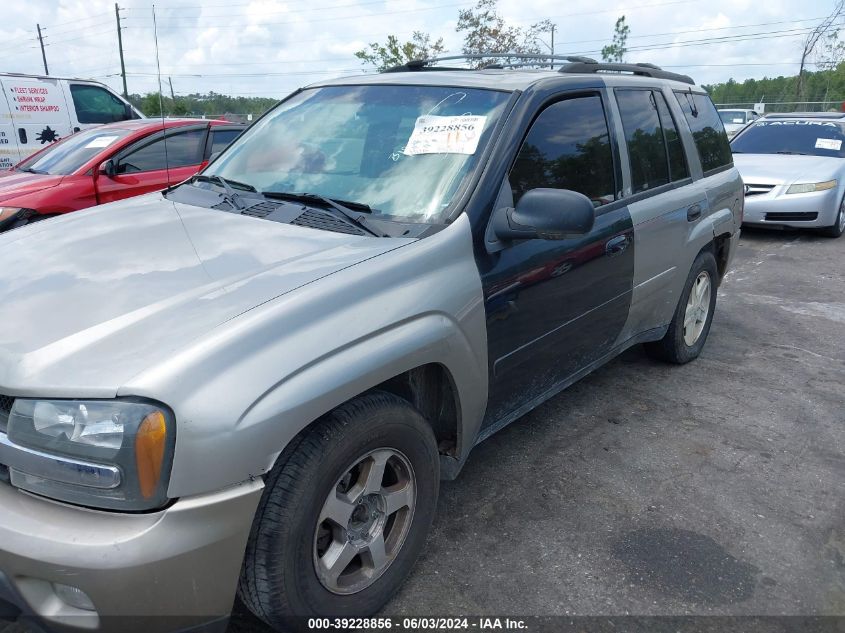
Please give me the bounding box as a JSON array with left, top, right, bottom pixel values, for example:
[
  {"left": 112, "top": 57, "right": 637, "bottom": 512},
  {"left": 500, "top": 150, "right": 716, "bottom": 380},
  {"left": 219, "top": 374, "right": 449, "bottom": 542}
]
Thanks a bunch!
[{"left": 0, "top": 0, "right": 836, "bottom": 107}]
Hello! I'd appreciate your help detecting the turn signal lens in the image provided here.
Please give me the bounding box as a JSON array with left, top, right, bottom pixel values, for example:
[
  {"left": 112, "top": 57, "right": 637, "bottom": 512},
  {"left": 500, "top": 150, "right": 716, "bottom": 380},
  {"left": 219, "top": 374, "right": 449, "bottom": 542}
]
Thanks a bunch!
[
  {"left": 135, "top": 411, "right": 167, "bottom": 499},
  {"left": 786, "top": 180, "right": 837, "bottom": 194}
]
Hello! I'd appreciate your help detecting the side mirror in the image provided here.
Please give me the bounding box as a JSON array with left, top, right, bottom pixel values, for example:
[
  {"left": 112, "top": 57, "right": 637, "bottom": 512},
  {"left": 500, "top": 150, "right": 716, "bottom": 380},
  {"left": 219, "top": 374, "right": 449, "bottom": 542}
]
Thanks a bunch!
[
  {"left": 124, "top": 103, "right": 136, "bottom": 121},
  {"left": 492, "top": 188, "right": 595, "bottom": 242},
  {"left": 99, "top": 159, "right": 116, "bottom": 178}
]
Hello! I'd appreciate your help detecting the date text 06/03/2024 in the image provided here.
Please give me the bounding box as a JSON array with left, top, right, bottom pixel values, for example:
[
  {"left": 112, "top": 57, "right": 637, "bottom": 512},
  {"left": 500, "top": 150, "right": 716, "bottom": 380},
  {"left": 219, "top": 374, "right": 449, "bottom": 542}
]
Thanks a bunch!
[{"left": 306, "top": 617, "right": 529, "bottom": 630}]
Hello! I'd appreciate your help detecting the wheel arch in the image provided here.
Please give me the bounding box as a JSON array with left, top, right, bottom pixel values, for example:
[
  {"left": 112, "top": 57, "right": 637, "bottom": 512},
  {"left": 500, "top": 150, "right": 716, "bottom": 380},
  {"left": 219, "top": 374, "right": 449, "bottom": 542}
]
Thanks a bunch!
[{"left": 228, "top": 314, "right": 487, "bottom": 491}]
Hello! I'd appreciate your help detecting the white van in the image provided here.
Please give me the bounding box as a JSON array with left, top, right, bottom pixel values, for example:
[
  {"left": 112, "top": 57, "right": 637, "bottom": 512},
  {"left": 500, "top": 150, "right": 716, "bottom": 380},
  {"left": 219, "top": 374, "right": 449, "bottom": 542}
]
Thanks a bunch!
[{"left": 0, "top": 73, "right": 144, "bottom": 169}]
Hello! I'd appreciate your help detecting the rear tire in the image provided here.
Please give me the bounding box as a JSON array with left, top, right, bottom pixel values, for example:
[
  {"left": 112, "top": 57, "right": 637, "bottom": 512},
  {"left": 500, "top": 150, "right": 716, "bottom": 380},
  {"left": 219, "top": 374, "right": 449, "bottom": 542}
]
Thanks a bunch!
[
  {"left": 644, "top": 250, "right": 718, "bottom": 364},
  {"left": 238, "top": 392, "right": 439, "bottom": 629},
  {"left": 820, "top": 195, "right": 845, "bottom": 238}
]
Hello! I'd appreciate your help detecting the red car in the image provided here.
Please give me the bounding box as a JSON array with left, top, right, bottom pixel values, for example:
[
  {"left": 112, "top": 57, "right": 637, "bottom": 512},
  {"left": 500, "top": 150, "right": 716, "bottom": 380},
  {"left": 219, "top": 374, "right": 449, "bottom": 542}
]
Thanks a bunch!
[{"left": 0, "top": 118, "right": 244, "bottom": 231}]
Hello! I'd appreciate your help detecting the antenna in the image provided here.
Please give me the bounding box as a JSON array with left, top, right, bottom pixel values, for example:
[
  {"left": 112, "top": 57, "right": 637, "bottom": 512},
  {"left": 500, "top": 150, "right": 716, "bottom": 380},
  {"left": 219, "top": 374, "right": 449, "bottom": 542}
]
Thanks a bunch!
[{"left": 152, "top": 4, "right": 171, "bottom": 186}]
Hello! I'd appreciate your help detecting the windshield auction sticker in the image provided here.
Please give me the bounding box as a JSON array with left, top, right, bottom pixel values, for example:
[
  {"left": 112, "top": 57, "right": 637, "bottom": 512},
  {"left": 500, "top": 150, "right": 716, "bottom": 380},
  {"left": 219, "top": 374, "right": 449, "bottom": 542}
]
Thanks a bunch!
[
  {"left": 85, "top": 135, "right": 120, "bottom": 148},
  {"left": 404, "top": 115, "right": 487, "bottom": 156},
  {"left": 815, "top": 138, "right": 842, "bottom": 151}
]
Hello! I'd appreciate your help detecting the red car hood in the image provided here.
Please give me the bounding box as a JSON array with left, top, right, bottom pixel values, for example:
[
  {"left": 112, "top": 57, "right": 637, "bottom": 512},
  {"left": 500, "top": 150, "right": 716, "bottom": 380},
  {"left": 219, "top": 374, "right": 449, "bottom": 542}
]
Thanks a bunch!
[{"left": 0, "top": 171, "right": 64, "bottom": 203}]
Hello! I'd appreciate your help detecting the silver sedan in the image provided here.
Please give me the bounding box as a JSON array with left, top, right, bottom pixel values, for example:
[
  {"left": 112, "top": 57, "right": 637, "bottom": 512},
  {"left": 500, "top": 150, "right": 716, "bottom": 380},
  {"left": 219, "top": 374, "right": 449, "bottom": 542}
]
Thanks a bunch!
[{"left": 731, "top": 113, "right": 845, "bottom": 238}]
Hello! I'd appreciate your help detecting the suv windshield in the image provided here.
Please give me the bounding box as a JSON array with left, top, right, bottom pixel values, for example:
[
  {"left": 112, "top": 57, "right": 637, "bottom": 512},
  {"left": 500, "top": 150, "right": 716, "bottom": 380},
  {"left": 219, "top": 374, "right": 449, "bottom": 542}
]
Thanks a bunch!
[
  {"left": 719, "top": 110, "right": 747, "bottom": 124},
  {"left": 16, "top": 127, "right": 133, "bottom": 175},
  {"left": 205, "top": 85, "right": 511, "bottom": 223},
  {"left": 731, "top": 119, "right": 845, "bottom": 157}
]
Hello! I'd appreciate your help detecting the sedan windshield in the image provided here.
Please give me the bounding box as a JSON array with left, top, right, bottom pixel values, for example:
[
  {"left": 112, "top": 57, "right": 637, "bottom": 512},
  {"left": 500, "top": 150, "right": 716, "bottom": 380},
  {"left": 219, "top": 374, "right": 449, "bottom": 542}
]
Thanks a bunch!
[
  {"left": 719, "top": 110, "right": 747, "bottom": 125},
  {"left": 206, "top": 85, "right": 511, "bottom": 223},
  {"left": 15, "top": 127, "right": 133, "bottom": 175},
  {"left": 731, "top": 120, "right": 845, "bottom": 157}
]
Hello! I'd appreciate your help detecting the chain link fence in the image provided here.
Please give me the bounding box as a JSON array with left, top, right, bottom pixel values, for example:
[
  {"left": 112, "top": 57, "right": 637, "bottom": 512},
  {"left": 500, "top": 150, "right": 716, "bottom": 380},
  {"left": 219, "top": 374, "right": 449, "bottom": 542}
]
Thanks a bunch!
[{"left": 715, "top": 101, "right": 845, "bottom": 113}]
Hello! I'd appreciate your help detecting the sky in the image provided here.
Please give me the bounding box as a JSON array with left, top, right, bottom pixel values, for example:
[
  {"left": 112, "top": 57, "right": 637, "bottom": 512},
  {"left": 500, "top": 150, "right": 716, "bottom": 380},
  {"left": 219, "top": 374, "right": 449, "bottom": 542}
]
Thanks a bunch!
[{"left": 0, "top": 0, "right": 840, "bottom": 106}]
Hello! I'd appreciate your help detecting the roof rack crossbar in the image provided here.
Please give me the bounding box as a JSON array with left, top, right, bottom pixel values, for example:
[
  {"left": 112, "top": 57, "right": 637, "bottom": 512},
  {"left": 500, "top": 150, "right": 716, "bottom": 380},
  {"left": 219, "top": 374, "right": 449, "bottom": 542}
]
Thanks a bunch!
[
  {"left": 381, "top": 53, "right": 598, "bottom": 73},
  {"left": 558, "top": 61, "right": 695, "bottom": 85}
]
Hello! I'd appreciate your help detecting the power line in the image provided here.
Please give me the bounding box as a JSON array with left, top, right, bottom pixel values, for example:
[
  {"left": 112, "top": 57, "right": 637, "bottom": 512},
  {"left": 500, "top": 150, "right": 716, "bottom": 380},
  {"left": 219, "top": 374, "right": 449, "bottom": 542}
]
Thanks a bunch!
[
  {"left": 118, "top": 24, "right": 834, "bottom": 72},
  {"left": 44, "top": 28, "right": 116, "bottom": 47},
  {"left": 41, "top": 20, "right": 115, "bottom": 38},
  {"left": 45, "top": 11, "right": 113, "bottom": 29}
]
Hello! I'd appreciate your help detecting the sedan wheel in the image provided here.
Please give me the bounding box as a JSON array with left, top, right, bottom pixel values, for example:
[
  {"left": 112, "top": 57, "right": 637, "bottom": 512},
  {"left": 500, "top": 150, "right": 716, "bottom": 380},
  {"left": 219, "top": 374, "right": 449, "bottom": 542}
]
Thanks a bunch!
[{"left": 821, "top": 195, "right": 845, "bottom": 238}]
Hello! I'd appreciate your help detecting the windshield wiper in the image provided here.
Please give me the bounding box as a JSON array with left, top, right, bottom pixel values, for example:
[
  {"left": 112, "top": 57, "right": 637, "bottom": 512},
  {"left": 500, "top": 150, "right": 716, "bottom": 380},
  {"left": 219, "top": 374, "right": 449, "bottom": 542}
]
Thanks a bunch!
[
  {"left": 19, "top": 167, "right": 47, "bottom": 174},
  {"left": 262, "top": 191, "right": 387, "bottom": 237},
  {"left": 774, "top": 151, "right": 810, "bottom": 155},
  {"left": 192, "top": 174, "right": 257, "bottom": 210}
]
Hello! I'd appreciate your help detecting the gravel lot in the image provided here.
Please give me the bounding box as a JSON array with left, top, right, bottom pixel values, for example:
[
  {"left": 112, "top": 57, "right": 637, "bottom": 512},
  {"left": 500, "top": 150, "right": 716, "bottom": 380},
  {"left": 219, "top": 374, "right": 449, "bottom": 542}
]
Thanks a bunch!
[
  {"left": 379, "top": 227, "right": 845, "bottom": 618},
  {"left": 234, "top": 227, "right": 845, "bottom": 628},
  {"left": 4, "top": 228, "right": 844, "bottom": 633}
]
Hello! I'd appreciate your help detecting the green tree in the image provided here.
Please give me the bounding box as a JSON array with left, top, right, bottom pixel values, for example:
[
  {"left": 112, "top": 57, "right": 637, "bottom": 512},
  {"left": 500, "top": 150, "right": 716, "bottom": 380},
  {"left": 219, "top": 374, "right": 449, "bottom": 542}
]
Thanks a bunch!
[
  {"left": 129, "top": 91, "right": 278, "bottom": 118},
  {"left": 797, "top": 0, "right": 845, "bottom": 99},
  {"left": 456, "top": 0, "right": 549, "bottom": 68},
  {"left": 601, "top": 15, "right": 630, "bottom": 63},
  {"left": 354, "top": 32, "right": 445, "bottom": 71}
]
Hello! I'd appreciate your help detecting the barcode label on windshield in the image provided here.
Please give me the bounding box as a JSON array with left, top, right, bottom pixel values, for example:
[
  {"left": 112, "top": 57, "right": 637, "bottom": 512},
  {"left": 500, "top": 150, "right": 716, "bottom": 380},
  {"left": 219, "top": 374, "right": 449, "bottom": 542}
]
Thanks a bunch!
[
  {"left": 815, "top": 138, "right": 842, "bottom": 151},
  {"left": 404, "top": 115, "right": 487, "bottom": 156}
]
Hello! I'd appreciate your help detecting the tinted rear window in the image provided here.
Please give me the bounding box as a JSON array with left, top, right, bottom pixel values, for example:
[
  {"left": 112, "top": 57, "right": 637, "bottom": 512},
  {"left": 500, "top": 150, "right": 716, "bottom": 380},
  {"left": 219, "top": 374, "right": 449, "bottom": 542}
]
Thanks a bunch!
[
  {"left": 730, "top": 120, "right": 845, "bottom": 158},
  {"left": 719, "top": 111, "right": 747, "bottom": 125},
  {"left": 209, "top": 129, "right": 242, "bottom": 157},
  {"left": 675, "top": 92, "right": 732, "bottom": 173}
]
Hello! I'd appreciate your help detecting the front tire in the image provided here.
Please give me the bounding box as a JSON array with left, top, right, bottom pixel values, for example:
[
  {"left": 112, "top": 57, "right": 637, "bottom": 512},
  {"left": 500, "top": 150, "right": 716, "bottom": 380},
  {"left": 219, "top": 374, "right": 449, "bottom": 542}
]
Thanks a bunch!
[
  {"left": 645, "top": 250, "right": 719, "bottom": 364},
  {"left": 238, "top": 392, "right": 439, "bottom": 629},
  {"left": 820, "top": 195, "right": 845, "bottom": 238}
]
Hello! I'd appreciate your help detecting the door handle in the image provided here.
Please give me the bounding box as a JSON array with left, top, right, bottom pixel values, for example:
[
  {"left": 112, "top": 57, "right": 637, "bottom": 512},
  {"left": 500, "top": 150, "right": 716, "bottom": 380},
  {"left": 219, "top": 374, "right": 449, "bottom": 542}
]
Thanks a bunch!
[
  {"left": 687, "top": 203, "right": 702, "bottom": 221},
  {"left": 605, "top": 234, "right": 629, "bottom": 256}
]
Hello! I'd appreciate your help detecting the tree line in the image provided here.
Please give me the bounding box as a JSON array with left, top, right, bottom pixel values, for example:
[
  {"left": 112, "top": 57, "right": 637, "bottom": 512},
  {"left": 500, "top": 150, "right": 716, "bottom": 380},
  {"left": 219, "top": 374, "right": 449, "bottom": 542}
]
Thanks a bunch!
[
  {"left": 705, "top": 63, "right": 845, "bottom": 108},
  {"left": 127, "top": 91, "right": 278, "bottom": 118}
]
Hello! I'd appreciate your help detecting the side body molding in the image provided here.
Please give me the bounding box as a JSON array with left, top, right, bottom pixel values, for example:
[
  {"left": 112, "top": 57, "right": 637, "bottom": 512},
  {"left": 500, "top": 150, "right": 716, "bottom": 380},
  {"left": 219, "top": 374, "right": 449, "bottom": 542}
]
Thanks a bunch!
[{"left": 120, "top": 213, "right": 489, "bottom": 498}]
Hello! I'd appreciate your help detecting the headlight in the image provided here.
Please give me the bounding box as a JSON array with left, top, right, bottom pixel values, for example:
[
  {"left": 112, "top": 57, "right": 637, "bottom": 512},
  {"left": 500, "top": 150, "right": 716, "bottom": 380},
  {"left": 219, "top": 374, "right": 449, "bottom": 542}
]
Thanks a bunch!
[
  {"left": 1, "top": 399, "right": 174, "bottom": 511},
  {"left": 786, "top": 180, "right": 837, "bottom": 194}
]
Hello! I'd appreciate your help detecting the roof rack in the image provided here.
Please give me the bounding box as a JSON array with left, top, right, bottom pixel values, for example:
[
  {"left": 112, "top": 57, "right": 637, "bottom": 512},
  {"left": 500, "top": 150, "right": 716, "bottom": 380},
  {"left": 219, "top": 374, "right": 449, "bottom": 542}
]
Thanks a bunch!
[
  {"left": 382, "top": 53, "right": 598, "bottom": 73},
  {"left": 380, "top": 54, "right": 696, "bottom": 85},
  {"left": 557, "top": 61, "right": 695, "bottom": 85}
]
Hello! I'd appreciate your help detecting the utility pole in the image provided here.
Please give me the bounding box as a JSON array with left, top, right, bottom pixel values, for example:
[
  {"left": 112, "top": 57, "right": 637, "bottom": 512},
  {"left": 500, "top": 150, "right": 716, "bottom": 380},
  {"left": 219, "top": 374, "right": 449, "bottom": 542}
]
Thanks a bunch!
[
  {"left": 168, "top": 76, "right": 175, "bottom": 101},
  {"left": 549, "top": 24, "right": 556, "bottom": 70},
  {"left": 36, "top": 24, "right": 48, "bottom": 75},
  {"left": 115, "top": 3, "right": 128, "bottom": 98}
]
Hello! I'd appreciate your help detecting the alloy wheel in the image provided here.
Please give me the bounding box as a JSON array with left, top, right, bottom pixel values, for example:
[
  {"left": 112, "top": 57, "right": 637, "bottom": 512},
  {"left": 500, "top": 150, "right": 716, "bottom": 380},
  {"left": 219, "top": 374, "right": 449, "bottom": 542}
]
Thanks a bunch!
[
  {"left": 313, "top": 448, "right": 416, "bottom": 595},
  {"left": 683, "top": 271, "right": 711, "bottom": 346}
]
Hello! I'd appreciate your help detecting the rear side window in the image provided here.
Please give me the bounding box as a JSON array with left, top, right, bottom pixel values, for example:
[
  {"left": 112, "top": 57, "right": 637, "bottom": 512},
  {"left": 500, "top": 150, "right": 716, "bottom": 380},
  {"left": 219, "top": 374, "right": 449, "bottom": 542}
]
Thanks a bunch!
[
  {"left": 70, "top": 84, "right": 129, "bottom": 124},
  {"left": 209, "top": 129, "right": 242, "bottom": 158},
  {"left": 674, "top": 92, "right": 732, "bottom": 173},
  {"left": 117, "top": 129, "right": 206, "bottom": 173},
  {"left": 615, "top": 89, "right": 669, "bottom": 193},
  {"left": 654, "top": 92, "right": 689, "bottom": 182},
  {"left": 509, "top": 94, "right": 616, "bottom": 207}
]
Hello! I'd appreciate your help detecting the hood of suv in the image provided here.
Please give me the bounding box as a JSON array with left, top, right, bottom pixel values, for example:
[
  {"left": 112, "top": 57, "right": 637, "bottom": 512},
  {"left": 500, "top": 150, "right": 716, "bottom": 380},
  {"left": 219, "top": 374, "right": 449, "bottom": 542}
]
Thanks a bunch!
[
  {"left": 0, "top": 170, "right": 64, "bottom": 202},
  {"left": 733, "top": 153, "right": 843, "bottom": 185},
  {"left": 0, "top": 194, "right": 409, "bottom": 394}
]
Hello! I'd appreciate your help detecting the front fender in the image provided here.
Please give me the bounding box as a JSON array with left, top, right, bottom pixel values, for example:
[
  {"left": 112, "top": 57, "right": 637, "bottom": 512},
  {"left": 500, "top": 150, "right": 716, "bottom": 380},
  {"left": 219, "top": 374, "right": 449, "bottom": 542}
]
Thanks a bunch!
[
  {"left": 236, "top": 311, "right": 487, "bottom": 481},
  {"left": 122, "top": 214, "right": 488, "bottom": 498}
]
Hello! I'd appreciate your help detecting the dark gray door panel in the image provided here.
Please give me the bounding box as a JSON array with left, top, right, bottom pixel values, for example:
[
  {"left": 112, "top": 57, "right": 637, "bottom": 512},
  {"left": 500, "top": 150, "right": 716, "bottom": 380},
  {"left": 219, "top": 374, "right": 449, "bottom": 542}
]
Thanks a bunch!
[{"left": 479, "top": 204, "right": 634, "bottom": 427}]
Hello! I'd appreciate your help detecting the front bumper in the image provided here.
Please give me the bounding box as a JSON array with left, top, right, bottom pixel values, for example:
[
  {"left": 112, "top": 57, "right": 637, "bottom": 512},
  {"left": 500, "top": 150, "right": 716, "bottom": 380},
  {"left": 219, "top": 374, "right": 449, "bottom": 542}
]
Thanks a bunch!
[
  {"left": 0, "top": 479, "right": 263, "bottom": 633},
  {"left": 742, "top": 185, "right": 841, "bottom": 228}
]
